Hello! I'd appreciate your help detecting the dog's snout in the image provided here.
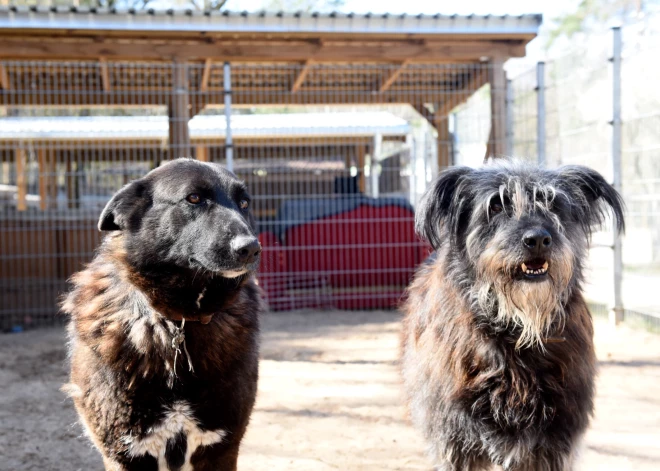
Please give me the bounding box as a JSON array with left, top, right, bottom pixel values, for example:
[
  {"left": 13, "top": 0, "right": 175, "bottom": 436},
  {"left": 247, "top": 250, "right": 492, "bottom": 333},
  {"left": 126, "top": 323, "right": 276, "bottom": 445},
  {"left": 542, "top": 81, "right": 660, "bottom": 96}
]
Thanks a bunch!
[
  {"left": 231, "top": 236, "right": 261, "bottom": 264},
  {"left": 522, "top": 229, "right": 552, "bottom": 252}
]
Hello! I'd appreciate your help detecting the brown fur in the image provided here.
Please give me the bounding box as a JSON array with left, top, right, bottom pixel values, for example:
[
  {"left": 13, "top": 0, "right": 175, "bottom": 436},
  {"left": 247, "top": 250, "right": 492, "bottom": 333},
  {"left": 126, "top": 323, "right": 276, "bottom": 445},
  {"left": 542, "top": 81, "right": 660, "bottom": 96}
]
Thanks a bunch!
[
  {"left": 63, "top": 159, "right": 264, "bottom": 471},
  {"left": 401, "top": 162, "right": 624, "bottom": 470},
  {"left": 64, "top": 234, "right": 262, "bottom": 470}
]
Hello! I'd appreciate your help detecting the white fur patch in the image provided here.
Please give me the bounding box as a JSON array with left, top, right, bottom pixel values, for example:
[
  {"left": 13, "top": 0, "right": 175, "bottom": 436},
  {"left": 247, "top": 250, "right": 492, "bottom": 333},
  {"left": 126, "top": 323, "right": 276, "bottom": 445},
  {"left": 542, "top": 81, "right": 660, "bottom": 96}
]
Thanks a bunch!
[
  {"left": 195, "top": 287, "right": 207, "bottom": 309},
  {"left": 220, "top": 269, "right": 247, "bottom": 278},
  {"left": 122, "top": 401, "right": 226, "bottom": 471}
]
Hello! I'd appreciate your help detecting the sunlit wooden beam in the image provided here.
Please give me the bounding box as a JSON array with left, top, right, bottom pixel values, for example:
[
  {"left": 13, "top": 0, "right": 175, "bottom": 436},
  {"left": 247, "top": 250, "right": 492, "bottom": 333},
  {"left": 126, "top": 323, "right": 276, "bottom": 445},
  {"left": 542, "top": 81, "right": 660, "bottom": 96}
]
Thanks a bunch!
[
  {"left": 99, "top": 57, "right": 111, "bottom": 92},
  {"left": 379, "top": 60, "right": 408, "bottom": 93},
  {"left": 0, "top": 64, "right": 10, "bottom": 90},
  {"left": 291, "top": 60, "right": 313, "bottom": 93},
  {"left": 200, "top": 58, "right": 212, "bottom": 92}
]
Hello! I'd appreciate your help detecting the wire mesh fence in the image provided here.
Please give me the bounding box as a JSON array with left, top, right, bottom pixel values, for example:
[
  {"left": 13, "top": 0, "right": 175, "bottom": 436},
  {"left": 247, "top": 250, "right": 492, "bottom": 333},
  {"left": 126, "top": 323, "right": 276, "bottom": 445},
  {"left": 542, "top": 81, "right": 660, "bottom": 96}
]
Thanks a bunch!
[
  {"left": 498, "top": 21, "right": 660, "bottom": 329},
  {"left": 0, "top": 60, "right": 502, "bottom": 329}
]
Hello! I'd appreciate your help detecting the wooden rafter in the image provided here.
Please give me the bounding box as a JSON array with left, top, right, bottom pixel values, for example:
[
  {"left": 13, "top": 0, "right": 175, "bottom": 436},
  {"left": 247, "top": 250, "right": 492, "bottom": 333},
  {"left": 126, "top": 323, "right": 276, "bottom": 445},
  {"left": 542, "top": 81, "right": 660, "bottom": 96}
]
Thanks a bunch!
[
  {"left": 435, "top": 67, "right": 489, "bottom": 118},
  {"left": 378, "top": 60, "right": 408, "bottom": 93},
  {"left": 291, "top": 60, "right": 313, "bottom": 93},
  {"left": 99, "top": 57, "right": 111, "bottom": 92},
  {"left": 0, "top": 64, "right": 9, "bottom": 90},
  {"left": 200, "top": 58, "right": 212, "bottom": 92},
  {"left": 0, "top": 37, "right": 527, "bottom": 62},
  {"left": 483, "top": 55, "right": 508, "bottom": 159},
  {"left": 412, "top": 103, "right": 435, "bottom": 126}
]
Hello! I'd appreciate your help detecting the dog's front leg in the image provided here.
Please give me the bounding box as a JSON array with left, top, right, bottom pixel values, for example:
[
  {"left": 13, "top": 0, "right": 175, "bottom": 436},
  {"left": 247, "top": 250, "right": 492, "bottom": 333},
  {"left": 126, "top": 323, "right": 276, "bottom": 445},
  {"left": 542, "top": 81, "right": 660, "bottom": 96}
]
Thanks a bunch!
[{"left": 192, "top": 442, "right": 240, "bottom": 471}]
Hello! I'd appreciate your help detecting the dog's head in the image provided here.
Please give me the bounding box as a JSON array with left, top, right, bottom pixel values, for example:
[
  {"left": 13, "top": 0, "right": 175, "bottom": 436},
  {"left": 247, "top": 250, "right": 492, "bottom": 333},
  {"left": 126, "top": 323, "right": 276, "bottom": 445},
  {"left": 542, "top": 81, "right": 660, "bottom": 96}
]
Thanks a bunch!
[
  {"left": 416, "top": 160, "right": 624, "bottom": 348},
  {"left": 99, "top": 158, "right": 260, "bottom": 279}
]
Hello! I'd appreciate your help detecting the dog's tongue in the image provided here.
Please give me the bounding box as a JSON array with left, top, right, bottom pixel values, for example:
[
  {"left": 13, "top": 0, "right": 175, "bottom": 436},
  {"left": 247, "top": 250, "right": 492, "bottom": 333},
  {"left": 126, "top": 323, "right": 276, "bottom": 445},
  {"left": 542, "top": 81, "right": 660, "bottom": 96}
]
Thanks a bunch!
[{"left": 200, "top": 315, "right": 213, "bottom": 325}]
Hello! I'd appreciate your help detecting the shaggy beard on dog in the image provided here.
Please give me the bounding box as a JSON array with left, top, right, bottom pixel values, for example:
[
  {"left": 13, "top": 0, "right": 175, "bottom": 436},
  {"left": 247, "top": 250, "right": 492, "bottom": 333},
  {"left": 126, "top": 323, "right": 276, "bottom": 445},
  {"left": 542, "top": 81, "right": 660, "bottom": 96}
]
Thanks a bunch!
[
  {"left": 401, "top": 160, "right": 624, "bottom": 471},
  {"left": 474, "top": 230, "right": 574, "bottom": 349}
]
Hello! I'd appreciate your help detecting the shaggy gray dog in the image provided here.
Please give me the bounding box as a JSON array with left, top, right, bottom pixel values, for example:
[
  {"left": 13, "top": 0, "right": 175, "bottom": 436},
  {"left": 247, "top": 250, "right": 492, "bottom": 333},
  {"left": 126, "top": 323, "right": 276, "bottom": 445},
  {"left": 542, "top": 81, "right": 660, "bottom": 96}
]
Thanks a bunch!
[{"left": 401, "top": 160, "right": 624, "bottom": 471}]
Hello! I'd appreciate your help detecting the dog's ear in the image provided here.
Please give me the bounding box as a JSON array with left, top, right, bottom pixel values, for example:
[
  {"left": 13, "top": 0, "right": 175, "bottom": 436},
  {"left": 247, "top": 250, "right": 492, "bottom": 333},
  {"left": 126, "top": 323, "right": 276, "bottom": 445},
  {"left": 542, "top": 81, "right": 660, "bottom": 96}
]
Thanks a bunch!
[
  {"left": 557, "top": 165, "right": 625, "bottom": 234},
  {"left": 416, "top": 166, "right": 473, "bottom": 249},
  {"left": 98, "top": 180, "right": 150, "bottom": 232}
]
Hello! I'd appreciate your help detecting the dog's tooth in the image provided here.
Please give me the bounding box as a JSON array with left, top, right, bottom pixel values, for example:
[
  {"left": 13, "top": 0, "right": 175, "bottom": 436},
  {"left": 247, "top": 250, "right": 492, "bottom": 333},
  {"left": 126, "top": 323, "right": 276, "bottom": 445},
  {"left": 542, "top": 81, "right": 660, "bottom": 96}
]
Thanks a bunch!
[
  {"left": 542, "top": 261, "right": 549, "bottom": 270},
  {"left": 521, "top": 263, "right": 528, "bottom": 272}
]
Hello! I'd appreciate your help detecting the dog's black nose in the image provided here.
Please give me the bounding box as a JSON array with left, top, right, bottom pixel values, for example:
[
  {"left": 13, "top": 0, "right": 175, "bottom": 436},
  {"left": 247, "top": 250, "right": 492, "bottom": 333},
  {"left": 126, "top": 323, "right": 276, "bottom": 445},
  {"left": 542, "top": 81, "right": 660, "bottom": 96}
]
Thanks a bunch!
[
  {"left": 522, "top": 229, "right": 552, "bottom": 252},
  {"left": 231, "top": 236, "right": 261, "bottom": 264}
]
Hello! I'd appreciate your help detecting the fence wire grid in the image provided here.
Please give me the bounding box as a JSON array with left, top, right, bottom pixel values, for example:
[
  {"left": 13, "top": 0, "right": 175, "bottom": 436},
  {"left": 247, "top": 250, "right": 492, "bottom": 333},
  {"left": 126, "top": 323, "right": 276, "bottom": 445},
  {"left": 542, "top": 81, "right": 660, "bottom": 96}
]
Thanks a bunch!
[
  {"left": 1, "top": 26, "right": 658, "bottom": 330},
  {"left": 0, "top": 61, "right": 502, "bottom": 328}
]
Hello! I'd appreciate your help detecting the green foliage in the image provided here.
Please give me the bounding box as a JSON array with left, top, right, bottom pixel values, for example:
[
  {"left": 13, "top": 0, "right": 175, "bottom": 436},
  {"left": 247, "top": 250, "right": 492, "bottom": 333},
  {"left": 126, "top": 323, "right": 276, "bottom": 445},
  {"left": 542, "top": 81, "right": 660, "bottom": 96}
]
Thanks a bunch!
[{"left": 547, "top": 0, "right": 651, "bottom": 46}]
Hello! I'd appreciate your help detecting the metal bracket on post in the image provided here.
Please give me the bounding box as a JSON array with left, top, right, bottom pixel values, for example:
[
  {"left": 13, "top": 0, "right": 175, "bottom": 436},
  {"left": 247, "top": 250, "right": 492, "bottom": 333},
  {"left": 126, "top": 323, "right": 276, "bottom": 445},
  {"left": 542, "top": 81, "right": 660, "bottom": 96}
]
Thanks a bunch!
[
  {"left": 223, "top": 61, "right": 233, "bottom": 172},
  {"left": 535, "top": 61, "right": 546, "bottom": 167},
  {"left": 610, "top": 26, "right": 624, "bottom": 326},
  {"left": 505, "top": 76, "right": 514, "bottom": 157}
]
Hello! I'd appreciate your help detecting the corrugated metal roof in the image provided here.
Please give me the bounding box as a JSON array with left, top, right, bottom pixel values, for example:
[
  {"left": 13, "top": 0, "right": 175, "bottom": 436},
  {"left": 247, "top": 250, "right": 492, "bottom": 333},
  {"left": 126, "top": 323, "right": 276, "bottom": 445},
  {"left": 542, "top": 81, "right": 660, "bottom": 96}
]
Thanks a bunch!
[
  {"left": 0, "top": 7, "right": 542, "bottom": 36},
  {"left": 0, "top": 112, "right": 410, "bottom": 140}
]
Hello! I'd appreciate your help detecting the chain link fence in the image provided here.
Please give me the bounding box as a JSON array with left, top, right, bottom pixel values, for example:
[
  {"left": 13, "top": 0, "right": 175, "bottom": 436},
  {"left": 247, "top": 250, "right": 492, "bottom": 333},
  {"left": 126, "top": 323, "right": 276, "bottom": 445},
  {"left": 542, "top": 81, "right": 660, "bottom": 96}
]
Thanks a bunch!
[
  {"left": 492, "top": 20, "right": 660, "bottom": 330},
  {"left": 0, "top": 60, "right": 504, "bottom": 329}
]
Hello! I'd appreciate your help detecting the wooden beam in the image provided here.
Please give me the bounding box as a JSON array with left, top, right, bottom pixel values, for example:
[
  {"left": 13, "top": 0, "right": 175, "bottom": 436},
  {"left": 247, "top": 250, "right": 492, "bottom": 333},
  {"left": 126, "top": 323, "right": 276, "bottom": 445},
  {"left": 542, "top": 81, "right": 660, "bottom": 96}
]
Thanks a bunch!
[
  {"left": 99, "top": 57, "right": 111, "bottom": 92},
  {"left": 356, "top": 145, "right": 366, "bottom": 194},
  {"left": 379, "top": 61, "right": 408, "bottom": 93},
  {"left": 436, "top": 67, "right": 489, "bottom": 117},
  {"left": 168, "top": 61, "right": 191, "bottom": 159},
  {"left": 66, "top": 156, "right": 79, "bottom": 209},
  {"left": 200, "top": 58, "right": 212, "bottom": 92},
  {"left": 487, "top": 56, "right": 507, "bottom": 159},
  {"left": 0, "top": 89, "right": 465, "bottom": 107},
  {"left": 38, "top": 149, "right": 47, "bottom": 211},
  {"left": 0, "top": 64, "right": 10, "bottom": 90},
  {"left": 291, "top": 60, "right": 313, "bottom": 93},
  {"left": 436, "top": 115, "right": 452, "bottom": 170},
  {"left": 0, "top": 37, "right": 527, "bottom": 62},
  {"left": 196, "top": 145, "right": 209, "bottom": 162},
  {"left": 15, "top": 148, "right": 26, "bottom": 211},
  {"left": 48, "top": 149, "right": 57, "bottom": 209}
]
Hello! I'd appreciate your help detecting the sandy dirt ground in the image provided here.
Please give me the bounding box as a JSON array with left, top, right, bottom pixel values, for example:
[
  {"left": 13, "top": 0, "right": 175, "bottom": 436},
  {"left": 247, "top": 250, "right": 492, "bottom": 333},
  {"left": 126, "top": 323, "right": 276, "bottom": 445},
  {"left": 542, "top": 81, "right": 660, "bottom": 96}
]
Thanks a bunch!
[{"left": 1, "top": 310, "right": 659, "bottom": 471}]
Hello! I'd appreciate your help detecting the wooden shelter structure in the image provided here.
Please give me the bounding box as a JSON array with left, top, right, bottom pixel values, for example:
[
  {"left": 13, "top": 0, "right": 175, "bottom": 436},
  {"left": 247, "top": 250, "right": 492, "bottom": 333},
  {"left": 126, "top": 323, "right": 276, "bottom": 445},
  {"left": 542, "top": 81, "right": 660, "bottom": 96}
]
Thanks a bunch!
[
  {"left": 0, "top": 7, "right": 540, "bottom": 164},
  {"left": 0, "top": 8, "right": 541, "bottom": 326}
]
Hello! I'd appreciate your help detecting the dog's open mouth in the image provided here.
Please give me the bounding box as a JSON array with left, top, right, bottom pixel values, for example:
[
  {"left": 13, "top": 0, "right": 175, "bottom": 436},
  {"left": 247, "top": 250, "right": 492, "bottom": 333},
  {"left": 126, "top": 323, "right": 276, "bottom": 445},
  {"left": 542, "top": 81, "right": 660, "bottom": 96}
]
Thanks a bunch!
[{"left": 520, "top": 258, "right": 549, "bottom": 279}]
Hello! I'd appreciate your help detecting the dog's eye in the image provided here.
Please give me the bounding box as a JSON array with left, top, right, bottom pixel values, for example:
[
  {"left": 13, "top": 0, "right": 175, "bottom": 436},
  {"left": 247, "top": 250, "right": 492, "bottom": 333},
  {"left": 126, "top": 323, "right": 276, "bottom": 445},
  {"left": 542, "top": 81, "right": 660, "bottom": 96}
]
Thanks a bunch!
[
  {"left": 186, "top": 193, "right": 202, "bottom": 204},
  {"left": 239, "top": 199, "right": 249, "bottom": 210},
  {"left": 489, "top": 199, "right": 504, "bottom": 215}
]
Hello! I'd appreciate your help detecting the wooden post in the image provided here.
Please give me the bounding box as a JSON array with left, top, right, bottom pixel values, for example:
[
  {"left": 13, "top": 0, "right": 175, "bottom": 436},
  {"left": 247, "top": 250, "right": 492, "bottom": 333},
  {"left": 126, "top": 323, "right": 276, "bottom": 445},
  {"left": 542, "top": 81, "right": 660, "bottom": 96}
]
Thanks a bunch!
[
  {"left": 47, "top": 149, "right": 57, "bottom": 209},
  {"left": 15, "top": 148, "right": 26, "bottom": 211},
  {"left": 357, "top": 144, "right": 366, "bottom": 193},
  {"left": 38, "top": 149, "right": 47, "bottom": 211},
  {"left": 196, "top": 145, "right": 209, "bottom": 162},
  {"left": 168, "top": 60, "right": 191, "bottom": 159},
  {"left": 487, "top": 56, "right": 507, "bottom": 159},
  {"left": 66, "top": 155, "right": 79, "bottom": 209},
  {"left": 435, "top": 112, "right": 452, "bottom": 170}
]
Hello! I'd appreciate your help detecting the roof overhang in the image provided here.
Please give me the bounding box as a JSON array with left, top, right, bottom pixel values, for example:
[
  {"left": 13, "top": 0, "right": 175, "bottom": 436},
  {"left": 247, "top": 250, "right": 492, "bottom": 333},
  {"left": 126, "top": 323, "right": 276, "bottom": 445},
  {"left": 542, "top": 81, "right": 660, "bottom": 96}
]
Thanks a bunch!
[{"left": 0, "top": 8, "right": 542, "bottom": 62}]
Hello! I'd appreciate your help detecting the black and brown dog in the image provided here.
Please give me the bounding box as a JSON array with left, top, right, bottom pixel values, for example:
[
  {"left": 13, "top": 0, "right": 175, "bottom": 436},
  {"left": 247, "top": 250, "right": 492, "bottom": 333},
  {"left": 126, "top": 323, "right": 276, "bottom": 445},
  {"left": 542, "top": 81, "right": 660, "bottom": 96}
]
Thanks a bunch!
[
  {"left": 62, "top": 158, "right": 263, "bottom": 471},
  {"left": 401, "top": 161, "right": 624, "bottom": 471}
]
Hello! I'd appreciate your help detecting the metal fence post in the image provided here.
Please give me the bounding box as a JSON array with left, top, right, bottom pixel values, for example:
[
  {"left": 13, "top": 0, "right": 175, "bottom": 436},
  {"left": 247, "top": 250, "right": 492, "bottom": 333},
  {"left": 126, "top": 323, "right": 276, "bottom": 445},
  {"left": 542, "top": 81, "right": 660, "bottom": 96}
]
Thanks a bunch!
[
  {"left": 536, "top": 61, "right": 546, "bottom": 167},
  {"left": 223, "top": 61, "right": 233, "bottom": 172},
  {"left": 611, "top": 26, "right": 624, "bottom": 325},
  {"left": 505, "top": 75, "right": 514, "bottom": 157}
]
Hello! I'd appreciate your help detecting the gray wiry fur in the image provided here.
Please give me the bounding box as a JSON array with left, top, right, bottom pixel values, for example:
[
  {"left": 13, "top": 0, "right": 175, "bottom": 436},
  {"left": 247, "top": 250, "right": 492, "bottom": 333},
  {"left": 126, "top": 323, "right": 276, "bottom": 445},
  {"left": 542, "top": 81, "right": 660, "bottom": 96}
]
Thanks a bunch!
[{"left": 401, "top": 160, "right": 624, "bottom": 471}]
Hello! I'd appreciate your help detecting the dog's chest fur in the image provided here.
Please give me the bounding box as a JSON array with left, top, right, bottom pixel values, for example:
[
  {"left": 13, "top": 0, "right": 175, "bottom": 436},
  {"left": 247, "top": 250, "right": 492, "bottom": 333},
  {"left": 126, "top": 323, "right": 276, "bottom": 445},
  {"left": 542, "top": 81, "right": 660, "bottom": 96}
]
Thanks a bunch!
[
  {"left": 401, "top": 261, "right": 596, "bottom": 466},
  {"left": 63, "top": 240, "right": 261, "bottom": 469},
  {"left": 121, "top": 401, "right": 226, "bottom": 471}
]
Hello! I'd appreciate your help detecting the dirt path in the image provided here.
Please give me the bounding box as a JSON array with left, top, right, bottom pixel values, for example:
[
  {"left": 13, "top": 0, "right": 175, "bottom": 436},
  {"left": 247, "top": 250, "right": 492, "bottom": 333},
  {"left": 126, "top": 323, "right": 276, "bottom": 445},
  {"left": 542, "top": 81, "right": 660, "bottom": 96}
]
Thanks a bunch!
[{"left": 1, "top": 311, "right": 659, "bottom": 470}]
